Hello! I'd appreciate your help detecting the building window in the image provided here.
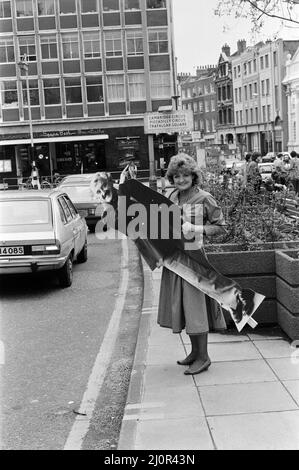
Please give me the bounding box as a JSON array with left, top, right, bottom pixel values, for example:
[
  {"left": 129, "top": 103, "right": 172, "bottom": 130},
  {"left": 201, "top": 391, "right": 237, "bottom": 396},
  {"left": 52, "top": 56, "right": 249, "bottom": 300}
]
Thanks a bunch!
[
  {"left": 244, "top": 85, "right": 247, "bottom": 101},
  {"left": 240, "top": 110, "right": 242, "bottom": 125},
  {"left": 43, "top": 78, "right": 61, "bottom": 105},
  {"left": 193, "top": 101, "right": 198, "bottom": 112},
  {"left": 0, "top": 80, "right": 18, "bottom": 107},
  {"left": 146, "top": 0, "right": 166, "bottom": 8},
  {"left": 128, "top": 73, "right": 145, "bottom": 101},
  {"left": 22, "top": 79, "right": 39, "bottom": 106},
  {"left": 211, "top": 100, "right": 215, "bottom": 111},
  {"left": 205, "top": 101, "right": 209, "bottom": 112},
  {"left": 253, "top": 59, "right": 257, "bottom": 72},
  {"left": 199, "top": 101, "right": 203, "bottom": 112},
  {"left": 187, "top": 103, "right": 192, "bottom": 111},
  {"left": 206, "top": 119, "right": 210, "bottom": 132},
  {"left": 194, "top": 119, "right": 199, "bottom": 131},
  {"left": 38, "top": 0, "right": 54, "bottom": 15},
  {"left": 205, "top": 84, "right": 210, "bottom": 95},
  {"left": 267, "top": 105, "right": 271, "bottom": 121},
  {"left": 249, "top": 83, "right": 252, "bottom": 100},
  {"left": 237, "top": 65, "right": 241, "bottom": 76},
  {"left": 40, "top": 35, "right": 58, "bottom": 60},
  {"left": 254, "top": 82, "right": 258, "bottom": 94},
  {"left": 80, "top": 0, "right": 97, "bottom": 13},
  {"left": 61, "top": 33, "right": 79, "bottom": 59},
  {"left": 248, "top": 61, "right": 252, "bottom": 74},
  {"left": 107, "top": 74, "right": 125, "bottom": 102},
  {"left": 233, "top": 67, "right": 237, "bottom": 79},
  {"left": 126, "top": 30, "right": 143, "bottom": 56},
  {"left": 255, "top": 107, "right": 258, "bottom": 122},
  {"left": 266, "top": 78, "right": 270, "bottom": 96},
  {"left": 64, "top": 77, "right": 82, "bottom": 103},
  {"left": 235, "top": 88, "right": 238, "bottom": 104},
  {"left": 273, "top": 51, "right": 277, "bottom": 67},
  {"left": 265, "top": 54, "right": 269, "bottom": 68},
  {"left": 125, "top": 0, "right": 140, "bottom": 9},
  {"left": 103, "top": 0, "right": 119, "bottom": 11},
  {"left": 261, "top": 80, "right": 265, "bottom": 96},
  {"left": 243, "top": 63, "right": 247, "bottom": 75},
  {"left": 148, "top": 29, "right": 168, "bottom": 54},
  {"left": 239, "top": 87, "right": 241, "bottom": 102},
  {"left": 150, "top": 72, "right": 171, "bottom": 99},
  {"left": 260, "top": 56, "right": 264, "bottom": 69},
  {"left": 212, "top": 118, "right": 216, "bottom": 132},
  {"left": 83, "top": 32, "right": 101, "bottom": 58},
  {"left": 235, "top": 111, "right": 238, "bottom": 126},
  {"left": 0, "top": 0, "right": 11, "bottom": 17},
  {"left": 59, "top": 0, "right": 76, "bottom": 14},
  {"left": 19, "top": 36, "right": 36, "bottom": 61},
  {"left": 86, "top": 76, "right": 103, "bottom": 103},
  {"left": 105, "top": 31, "right": 122, "bottom": 57},
  {"left": 0, "top": 37, "right": 14, "bottom": 63},
  {"left": 16, "top": 0, "right": 33, "bottom": 16},
  {"left": 262, "top": 105, "right": 266, "bottom": 122},
  {"left": 245, "top": 109, "right": 248, "bottom": 124}
]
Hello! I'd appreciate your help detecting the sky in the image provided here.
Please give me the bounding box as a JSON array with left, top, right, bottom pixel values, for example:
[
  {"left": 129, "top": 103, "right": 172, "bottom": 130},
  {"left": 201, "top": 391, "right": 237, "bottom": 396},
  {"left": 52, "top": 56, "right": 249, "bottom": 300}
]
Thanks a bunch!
[{"left": 172, "top": 0, "right": 299, "bottom": 73}]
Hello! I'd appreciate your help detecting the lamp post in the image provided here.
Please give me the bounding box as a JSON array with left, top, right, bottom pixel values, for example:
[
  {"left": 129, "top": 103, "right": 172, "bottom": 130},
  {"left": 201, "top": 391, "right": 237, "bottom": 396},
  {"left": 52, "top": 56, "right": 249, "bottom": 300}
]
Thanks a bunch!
[{"left": 17, "top": 54, "right": 34, "bottom": 165}]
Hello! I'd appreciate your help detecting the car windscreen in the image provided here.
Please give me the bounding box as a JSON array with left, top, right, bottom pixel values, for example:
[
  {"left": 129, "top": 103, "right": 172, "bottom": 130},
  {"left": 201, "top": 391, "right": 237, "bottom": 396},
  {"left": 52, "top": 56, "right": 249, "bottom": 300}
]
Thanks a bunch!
[
  {"left": 60, "top": 185, "right": 94, "bottom": 201},
  {"left": 0, "top": 199, "right": 51, "bottom": 226}
]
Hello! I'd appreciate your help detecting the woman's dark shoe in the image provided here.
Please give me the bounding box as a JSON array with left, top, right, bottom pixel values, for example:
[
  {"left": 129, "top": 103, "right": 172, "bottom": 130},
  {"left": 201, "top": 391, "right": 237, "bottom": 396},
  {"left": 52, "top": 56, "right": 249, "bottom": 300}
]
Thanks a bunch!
[
  {"left": 177, "top": 354, "right": 196, "bottom": 366},
  {"left": 184, "top": 357, "right": 211, "bottom": 376}
]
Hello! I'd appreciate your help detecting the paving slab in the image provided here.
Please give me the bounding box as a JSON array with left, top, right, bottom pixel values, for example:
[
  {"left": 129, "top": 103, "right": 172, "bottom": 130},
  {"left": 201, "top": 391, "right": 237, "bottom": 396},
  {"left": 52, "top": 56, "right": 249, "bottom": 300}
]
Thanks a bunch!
[
  {"left": 253, "top": 339, "right": 295, "bottom": 358},
  {"left": 267, "top": 358, "right": 299, "bottom": 380},
  {"left": 193, "top": 359, "right": 277, "bottom": 386},
  {"left": 199, "top": 381, "right": 298, "bottom": 416},
  {"left": 207, "top": 341, "right": 263, "bottom": 362},
  {"left": 208, "top": 410, "right": 299, "bottom": 450},
  {"left": 134, "top": 417, "right": 215, "bottom": 450},
  {"left": 283, "top": 380, "right": 299, "bottom": 406}
]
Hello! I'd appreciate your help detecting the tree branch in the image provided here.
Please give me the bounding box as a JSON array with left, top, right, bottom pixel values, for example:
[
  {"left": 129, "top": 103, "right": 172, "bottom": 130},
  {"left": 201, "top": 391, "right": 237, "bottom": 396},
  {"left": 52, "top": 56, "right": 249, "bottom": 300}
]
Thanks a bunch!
[{"left": 242, "top": 0, "right": 299, "bottom": 24}]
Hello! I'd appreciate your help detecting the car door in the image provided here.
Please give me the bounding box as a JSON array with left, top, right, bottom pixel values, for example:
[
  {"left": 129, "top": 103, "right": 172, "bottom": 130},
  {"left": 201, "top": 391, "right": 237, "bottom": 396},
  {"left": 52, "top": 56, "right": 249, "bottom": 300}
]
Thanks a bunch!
[
  {"left": 57, "top": 195, "right": 76, "bottom": 257},
  {"left": 63, "top": 195, "right": 85, "bottom": 256}
]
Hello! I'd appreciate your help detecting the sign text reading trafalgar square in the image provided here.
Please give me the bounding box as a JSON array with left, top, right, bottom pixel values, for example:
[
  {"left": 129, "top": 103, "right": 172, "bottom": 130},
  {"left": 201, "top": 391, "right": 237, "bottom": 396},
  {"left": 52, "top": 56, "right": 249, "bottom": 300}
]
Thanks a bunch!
[{"left": 144, "top": 110, "right": 194, "bottom": 135}]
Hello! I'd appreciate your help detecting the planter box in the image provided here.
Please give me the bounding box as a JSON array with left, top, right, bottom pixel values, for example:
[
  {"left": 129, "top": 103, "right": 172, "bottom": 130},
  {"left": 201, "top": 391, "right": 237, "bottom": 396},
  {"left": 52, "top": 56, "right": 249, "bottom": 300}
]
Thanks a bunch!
[
  {"left": 206, "top": 246, "right": 278, "bottom": 326},
  {"left": 275, "top": 250, "right": 299, "bottom": 340}
]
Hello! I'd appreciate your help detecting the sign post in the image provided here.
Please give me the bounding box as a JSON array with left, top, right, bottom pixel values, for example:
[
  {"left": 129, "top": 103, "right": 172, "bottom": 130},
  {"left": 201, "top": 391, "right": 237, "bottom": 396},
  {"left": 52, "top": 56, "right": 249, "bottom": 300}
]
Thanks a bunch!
[{"left": 144, "top": 111, "right": 194, "bottom": 190}]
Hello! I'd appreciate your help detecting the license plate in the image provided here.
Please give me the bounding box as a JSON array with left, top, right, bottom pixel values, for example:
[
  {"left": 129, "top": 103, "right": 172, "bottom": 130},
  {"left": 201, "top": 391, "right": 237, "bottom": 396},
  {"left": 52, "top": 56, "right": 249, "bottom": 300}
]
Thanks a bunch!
[{"left": 0, "top": 246, "right": 24, "bottom": 256}]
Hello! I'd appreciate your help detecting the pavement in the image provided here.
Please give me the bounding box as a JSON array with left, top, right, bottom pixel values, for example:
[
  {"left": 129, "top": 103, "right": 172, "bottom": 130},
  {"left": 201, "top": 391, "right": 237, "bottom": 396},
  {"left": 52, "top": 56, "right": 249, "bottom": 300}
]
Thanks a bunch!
[{"left": 118, "top": 259, "right": 299, "bottom": 451}]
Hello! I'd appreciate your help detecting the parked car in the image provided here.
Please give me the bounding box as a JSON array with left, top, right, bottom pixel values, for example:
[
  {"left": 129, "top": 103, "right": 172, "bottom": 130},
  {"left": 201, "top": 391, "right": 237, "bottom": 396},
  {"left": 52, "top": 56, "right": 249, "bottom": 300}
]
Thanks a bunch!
[
  {"left": 262, "top": 152, "right": 276, "bottom": 163},
  {"left": 57, "top": 173, "right": 96, "bottom": 186},
  {"left": 258, "top": 162, "right": 274, "bottom": 182},
  {"left": 0, "top": 189, "right": 88, "bottom": 287},
  {"left": 58, "top": 180, "right": 100, "bottom": 233}
]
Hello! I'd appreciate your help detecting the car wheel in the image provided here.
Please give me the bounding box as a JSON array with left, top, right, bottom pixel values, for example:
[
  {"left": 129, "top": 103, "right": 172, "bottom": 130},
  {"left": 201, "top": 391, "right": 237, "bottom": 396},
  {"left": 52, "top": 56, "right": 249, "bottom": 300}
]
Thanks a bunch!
[
  {"left": 77, "top": 240, "right": 88, "bottom": 263},
  {"left": 58, "top": 255, "right": 73, "bottom": 288}
]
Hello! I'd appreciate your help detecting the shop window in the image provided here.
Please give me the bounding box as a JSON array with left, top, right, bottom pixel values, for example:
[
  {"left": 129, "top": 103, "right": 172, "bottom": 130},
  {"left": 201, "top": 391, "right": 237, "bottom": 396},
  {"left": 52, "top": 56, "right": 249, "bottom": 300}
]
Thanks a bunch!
[
  {"left": 103, "top": 0, "right": 119, "bottom": 11},
  {"left": 61, "top": 32, "right": 79, "bottom": 59},
  {"left": 128, "top": 73, "right": 145, "bottom": 100},
  {"left": 0, "top": 37, "right": 14, "bottom": 63},
  {"left": 148, "top": 29, "right": 168, "bottom": 54},
  {"left": 59, "top": 0, "right": 76, "bottom": 14},
  {"left": 107, "top": 74, "right": 125, "bottom": 102},
  {"left": 0, "top": 159, "right": 12, "bottom": 172},
  {"left": 37, "top": 0, "right": 54, "bottom": 15},
  {"left": 80, "top": 0, "right": 97, "bottom": 13},
  {"left": 40, "top": 34, "right": 58, "bottom": 60},
  {"left": 64, "top": 77, "right": 82, "bottom": 104},
  {"left": 43, "top": 78, "right": 61, "bottom": 105},
  {"left": 146, "top": 0, "right": 166, "bottom": 8},
  {"left": 86, "top": 76, "right": 103, "bottom": 102},
  {"left": 0, "top": 1, "right": 11, "bottom": 18},
  {"left": 22, "top": 79, "right": 39, "bottom": 106},
  {"left": 126, "top": 30, "right": 143, "bottom": 56},
  {"left": 150, "top": 72, "right": 170, "bottom": 99},
  {"left": 83, "top": 32, "right": 101, "bottom": 58},
  {"left": 125, "top": 0, "right": 140, "bottom": 10},
  {"left": 0, "top": 80, "right": 18, "bottom": 107},
  {"left": 105, "top": 31, "right": 122, "bottom": 57},
  {"left": 16, "top": 0, "right": 33, "bottom": 16},
  {"left": 19, "top": 36, "right": 36, "bottom": 61}
]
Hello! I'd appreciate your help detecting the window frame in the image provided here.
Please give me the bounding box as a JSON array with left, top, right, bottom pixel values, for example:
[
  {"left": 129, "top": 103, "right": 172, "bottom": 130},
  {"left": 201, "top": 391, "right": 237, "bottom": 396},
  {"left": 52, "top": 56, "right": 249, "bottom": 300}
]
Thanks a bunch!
[
  {"left": 59, "top": 0, "right": 76, "bottom": 15},
  {"left": 125, "top": 0, "right": 140, "bottom": 11},
  {"left": 146, "top": 0, "right": 166, "bottom": 9},
  {"left": 85, "top": 75, "right": 104, "bottom": 103},
  {"left": 40, "top": 34, "right": 58, "bottom": 61},
  {"left": 64, "top": 76, "right": 82, "bottom": 104},
  {"left": 148, "top": 28, "right": 168, "bottom": 55},
  {"left": 19, "top": 35, "right": 36, "bottom": 62},
  {"left": 0, "top": 0, "right": 12, "bottom": 18},
  {"left": 0, "top": 79, "right": 18, "bottom": 108},
  {"left": 150, "top": 71, "right": 171, "bottom": 99},
  {"left": 128, "top": 72, "right": 146, "bottom": 101},
  {"left": 103, "top": 0, "right": 120, "bottom": 12},
  {"left": 126, "top": 30, "right": 143, "bottom": 57},
  {"left": 104, "top": 30, "right": 122, "bottom": 57},
  {"left": 61, "top": 32, "right": 80, "bottom": 60},
  {"left": 43, "top": 78, "right": 61, "bottom": 106},
  {"left": 37, "top": 0, "right": 55, "bottom": 16},
  {"left": 106, "top": 74, "right": 125, "bottom": 103},
  {"left": 83, "top": 31, "right": 101, "bottom": 59},
  {"left": 15, "top": 0, "right": 33, "bottom": 17},
  {"left": 21, "top": 78, "right": 40, "bottom": 107},
  {"left": 0, "top": 37, "right": 15, "bottom": 63},
  {"left": 80, "top": 0, "right": 98, "bottom": 14}
]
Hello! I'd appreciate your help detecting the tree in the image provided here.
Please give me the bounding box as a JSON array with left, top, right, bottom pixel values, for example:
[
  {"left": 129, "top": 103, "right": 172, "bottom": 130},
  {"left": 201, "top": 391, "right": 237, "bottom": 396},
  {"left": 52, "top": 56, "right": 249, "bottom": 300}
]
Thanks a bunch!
[{"left": 215, "top": 0, "right": 299, "bottom": 32}]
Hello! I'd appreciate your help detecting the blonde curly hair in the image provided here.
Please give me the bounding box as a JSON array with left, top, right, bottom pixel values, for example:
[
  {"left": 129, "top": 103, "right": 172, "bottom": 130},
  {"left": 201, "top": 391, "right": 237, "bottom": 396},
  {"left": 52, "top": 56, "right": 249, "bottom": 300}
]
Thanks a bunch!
[{"left": 166, "top": 153, "right": 201, "bottom": 186}]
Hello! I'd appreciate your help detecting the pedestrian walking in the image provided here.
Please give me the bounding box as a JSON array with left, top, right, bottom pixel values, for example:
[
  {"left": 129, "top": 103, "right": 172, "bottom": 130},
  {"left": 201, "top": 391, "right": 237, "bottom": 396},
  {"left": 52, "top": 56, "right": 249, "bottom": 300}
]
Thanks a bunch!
[
  {"left": 238, "top": 152, "right": 251, "bottom": 187},
  {"left": 31, "top": 162, "right": 41, "bottom": 190},
  {"left": 289, "top": 151, "right": 299, "bottom": 194},
  {"left": 247, "top": 152, "right": 262, "bottom": 191}
]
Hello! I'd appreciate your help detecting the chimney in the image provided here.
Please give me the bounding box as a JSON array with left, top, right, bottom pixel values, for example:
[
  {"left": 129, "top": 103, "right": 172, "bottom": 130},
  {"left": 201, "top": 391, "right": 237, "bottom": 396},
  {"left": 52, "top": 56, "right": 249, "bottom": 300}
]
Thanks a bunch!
[
  {"left": 222, "top": 44, "right": 231, "bottom": 57},
  {"left": 237, "top": 39, "right": 247, "bottom": 54}
]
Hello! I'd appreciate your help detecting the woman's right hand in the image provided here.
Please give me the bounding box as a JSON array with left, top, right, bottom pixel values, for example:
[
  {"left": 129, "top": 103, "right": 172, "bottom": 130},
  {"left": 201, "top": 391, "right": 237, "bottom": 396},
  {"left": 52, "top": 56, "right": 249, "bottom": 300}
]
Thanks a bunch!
[{"left": 119, "top": 165, "right": 129, "bottom": 184}]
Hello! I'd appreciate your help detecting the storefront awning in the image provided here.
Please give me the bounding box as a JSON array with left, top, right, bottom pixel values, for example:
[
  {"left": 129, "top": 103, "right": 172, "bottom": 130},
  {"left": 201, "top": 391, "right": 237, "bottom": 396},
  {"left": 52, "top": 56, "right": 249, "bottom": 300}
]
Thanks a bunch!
[{"left": 0, "top": 134, "right": 109, "bottom": 146}]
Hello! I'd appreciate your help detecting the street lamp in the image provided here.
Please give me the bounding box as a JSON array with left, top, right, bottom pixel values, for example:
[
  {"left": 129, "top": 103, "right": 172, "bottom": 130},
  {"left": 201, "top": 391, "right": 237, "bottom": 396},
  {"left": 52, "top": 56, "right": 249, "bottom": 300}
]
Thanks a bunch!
[{"left": 17, "top": 54, "right": 34, "bottom": 165}]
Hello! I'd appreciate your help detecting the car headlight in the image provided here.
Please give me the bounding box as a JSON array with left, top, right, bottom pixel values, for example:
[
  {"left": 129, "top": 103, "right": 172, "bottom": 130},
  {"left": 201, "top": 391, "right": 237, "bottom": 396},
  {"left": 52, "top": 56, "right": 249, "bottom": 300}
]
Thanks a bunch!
[{"left": 32, "top": 243, "right": 60, "bottom": 255}]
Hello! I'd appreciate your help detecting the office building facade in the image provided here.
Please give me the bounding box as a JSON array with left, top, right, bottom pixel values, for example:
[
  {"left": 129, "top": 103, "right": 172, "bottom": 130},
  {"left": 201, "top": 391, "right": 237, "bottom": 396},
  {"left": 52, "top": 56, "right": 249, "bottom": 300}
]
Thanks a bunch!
[{"left": 0, "top": 0, "right": 176, "bottom": 184}]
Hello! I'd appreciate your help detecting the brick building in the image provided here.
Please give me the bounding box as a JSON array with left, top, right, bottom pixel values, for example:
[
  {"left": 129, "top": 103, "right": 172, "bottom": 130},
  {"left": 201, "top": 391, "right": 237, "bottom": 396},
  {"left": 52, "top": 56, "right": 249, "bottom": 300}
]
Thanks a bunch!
[{"left": 0, "top": 0, "right": 177, "bottom": 184}]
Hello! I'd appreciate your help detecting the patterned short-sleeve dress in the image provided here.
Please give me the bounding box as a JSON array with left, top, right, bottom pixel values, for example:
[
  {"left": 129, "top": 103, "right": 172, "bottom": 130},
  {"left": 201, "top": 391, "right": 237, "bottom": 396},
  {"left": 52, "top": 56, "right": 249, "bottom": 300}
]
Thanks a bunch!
[{"left": 157, "top": 185, "right": 227, "bottom": 335}]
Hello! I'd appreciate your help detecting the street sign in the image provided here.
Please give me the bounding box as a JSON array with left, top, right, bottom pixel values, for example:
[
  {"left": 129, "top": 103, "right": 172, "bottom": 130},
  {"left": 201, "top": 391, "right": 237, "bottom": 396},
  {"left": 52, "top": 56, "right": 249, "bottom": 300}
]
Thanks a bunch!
[{"left": 144, "top": 110, "right": 194, "bottom": 135}]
